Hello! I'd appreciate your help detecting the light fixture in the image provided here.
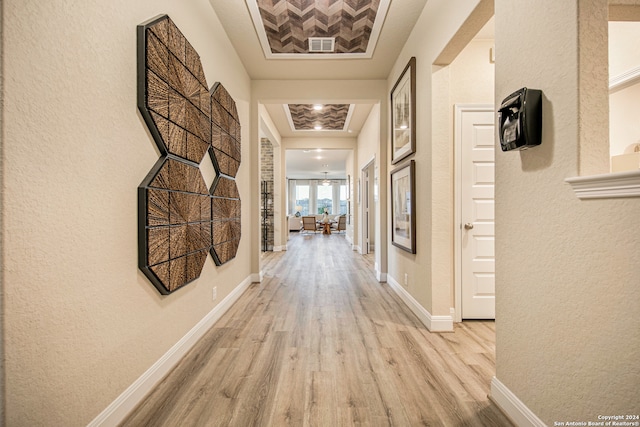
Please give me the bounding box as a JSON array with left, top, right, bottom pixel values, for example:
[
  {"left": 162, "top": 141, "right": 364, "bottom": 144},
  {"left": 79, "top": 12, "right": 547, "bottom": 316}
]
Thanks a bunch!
[
  {"left": 313, "top": 104, "right": 323, "bottom": 111},
  {"left": 322, "top": 172, "right": 330, "bottom": 186},
  {"left": 314, "top": 125, "right": 322, "bottom": 130}
]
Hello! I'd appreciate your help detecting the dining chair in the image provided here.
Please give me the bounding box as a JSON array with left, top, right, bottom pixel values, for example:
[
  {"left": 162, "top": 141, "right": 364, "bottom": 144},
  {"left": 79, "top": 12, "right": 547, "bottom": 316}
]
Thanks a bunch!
[
  {"left": 301, "top": 216, "right": 318, "bottom": 233},
  {"left": 331, "top": 215, "right": 347, "bottom": 233}
]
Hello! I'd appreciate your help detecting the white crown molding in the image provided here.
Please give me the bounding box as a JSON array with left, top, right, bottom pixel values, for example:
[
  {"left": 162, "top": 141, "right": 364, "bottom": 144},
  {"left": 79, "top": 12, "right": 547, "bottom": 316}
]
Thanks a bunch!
[
  {"left": 490, "top": 377, "right": 546, "bottom": 427},
  {"left": 87, "top": 276, "right": 254, "bottom": 427},
  {"left": 565, "top": 170, "right": 640, "bottom": 199},
  {"left": 387, "top": 276, "right": 454, "bottom": 332},
  {"left": 609, "top": 66, "right": 640, "bottom": 93}
]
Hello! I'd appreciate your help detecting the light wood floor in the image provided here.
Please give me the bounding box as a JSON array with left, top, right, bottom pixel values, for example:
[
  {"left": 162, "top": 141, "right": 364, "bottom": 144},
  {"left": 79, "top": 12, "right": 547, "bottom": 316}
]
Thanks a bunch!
[{"left": 121, "top": 233, "right": 513, "bottom": 427}]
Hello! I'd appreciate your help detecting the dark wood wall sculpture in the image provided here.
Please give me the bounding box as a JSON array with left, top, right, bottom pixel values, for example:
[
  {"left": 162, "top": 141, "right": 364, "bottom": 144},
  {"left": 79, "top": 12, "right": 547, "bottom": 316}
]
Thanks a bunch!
[{"left": 137, "top": 15, "right": 241, "bottom": 295}]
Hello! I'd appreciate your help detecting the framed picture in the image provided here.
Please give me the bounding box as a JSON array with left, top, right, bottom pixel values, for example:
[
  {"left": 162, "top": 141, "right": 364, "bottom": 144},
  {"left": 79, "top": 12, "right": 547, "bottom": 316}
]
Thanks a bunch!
[
  {"left": 391, "top": 56, "right": 416, "bottom": 164},
  {"left": 390, "top": 160, "right": 416, "bottom": 254}
]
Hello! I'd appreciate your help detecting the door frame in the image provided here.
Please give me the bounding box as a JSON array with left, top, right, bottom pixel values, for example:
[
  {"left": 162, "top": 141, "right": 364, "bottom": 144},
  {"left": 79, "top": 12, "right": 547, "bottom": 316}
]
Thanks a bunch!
[
  {"left": 360, "top": 157, "right": 375, "bottom": 255},
  {"left": 454, "top": 104, "right": 494, "bottom": 323}
]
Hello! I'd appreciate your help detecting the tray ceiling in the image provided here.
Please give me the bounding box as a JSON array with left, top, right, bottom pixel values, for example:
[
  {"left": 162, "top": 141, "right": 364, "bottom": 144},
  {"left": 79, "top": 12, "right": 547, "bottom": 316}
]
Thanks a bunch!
[
  {"left": 286, "top": 104, "right": 352, "bottom": 131},
  {"left": 247, "top": 0, "right": 391, "bottom": 59}
]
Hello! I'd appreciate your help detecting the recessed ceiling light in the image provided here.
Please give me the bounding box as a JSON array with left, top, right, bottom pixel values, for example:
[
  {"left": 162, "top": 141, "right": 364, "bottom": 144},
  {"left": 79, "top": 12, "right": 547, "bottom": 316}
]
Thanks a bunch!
[{"left": 313, "top": 104, "right": 323, "bottom": 111}]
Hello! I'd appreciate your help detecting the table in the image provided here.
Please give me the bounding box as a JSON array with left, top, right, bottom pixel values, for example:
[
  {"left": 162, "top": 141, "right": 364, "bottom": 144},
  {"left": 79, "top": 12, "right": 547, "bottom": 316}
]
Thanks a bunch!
[
  {"left": 317, "top": 220, "right": 335, "bottom": 235},
  {"left": 321, "top": 223, "right": 331, "bottom": 234}
]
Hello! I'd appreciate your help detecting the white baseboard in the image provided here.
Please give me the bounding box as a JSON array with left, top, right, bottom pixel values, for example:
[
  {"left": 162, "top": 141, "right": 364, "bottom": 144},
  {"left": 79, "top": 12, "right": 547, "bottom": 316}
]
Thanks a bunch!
[
  {"left": 273, "top": 245, "right": 285, "bottom": 252},
  {"left": 87, "top": 276, "right": 254, "bottom": 427},
  {"left": 387, "top": 276, "right": 453, "bottom": 332},
  {"left": 490, "top": 377, "right": 546, "bottom": 427},
  {"left": 451, "top": 307, "right": 459, "bottom": 323},
  {"left": 376, "top": 270, "right": 387, "bottom": 283}
]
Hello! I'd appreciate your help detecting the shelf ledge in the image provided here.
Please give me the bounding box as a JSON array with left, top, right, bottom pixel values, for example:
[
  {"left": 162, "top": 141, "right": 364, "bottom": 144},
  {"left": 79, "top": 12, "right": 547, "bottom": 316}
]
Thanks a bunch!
[{"left": 565, "top": 170, "right": 640, "bottom": 199}]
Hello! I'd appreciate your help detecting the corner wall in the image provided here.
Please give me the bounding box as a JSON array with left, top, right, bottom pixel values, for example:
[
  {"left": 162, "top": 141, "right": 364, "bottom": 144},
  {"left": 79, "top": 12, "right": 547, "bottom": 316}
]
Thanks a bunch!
[
  {"left": 357, "top": 103, "right": 381, "bottom": 260},
  {"left": 386, "top": 0, "right": 484, "bottom": 320},
  {"left": 494, "top": 0, "right": 640, "bottom": 422},
  {"left": 2, "top": 1, "right": 252, "bottom": 425}
]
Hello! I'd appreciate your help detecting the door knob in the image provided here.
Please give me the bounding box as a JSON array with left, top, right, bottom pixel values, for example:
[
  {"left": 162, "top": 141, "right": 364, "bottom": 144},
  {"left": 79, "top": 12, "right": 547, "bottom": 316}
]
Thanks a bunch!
[{"left": 464, "top": 223, "right": 474, "bottom": 230}]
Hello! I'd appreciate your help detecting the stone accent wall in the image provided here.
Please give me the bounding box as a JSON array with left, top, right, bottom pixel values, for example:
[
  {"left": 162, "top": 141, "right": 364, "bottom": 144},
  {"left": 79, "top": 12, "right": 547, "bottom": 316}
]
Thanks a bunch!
[{"left": 260, "top": 138, "right": 274, "bottom": 251}]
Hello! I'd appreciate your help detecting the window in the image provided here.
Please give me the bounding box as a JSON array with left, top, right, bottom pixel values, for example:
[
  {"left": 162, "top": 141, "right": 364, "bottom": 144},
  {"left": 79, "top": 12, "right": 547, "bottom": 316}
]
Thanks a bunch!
[
  {"left": 339, "top": 183, "right": 347, "bottom": 214},
  {"left": 317, "top": 185, "right": 332, "bottom": 214},
  {"left": 295, "top": 184, "right": 310, "bottom": 215},
  {"left": 288, "top": 179, "right": 348, "bottom": 215}
]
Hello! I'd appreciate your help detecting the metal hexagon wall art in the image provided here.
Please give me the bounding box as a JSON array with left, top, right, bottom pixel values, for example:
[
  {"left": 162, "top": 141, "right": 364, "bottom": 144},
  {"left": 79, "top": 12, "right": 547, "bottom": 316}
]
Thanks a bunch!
[{"left": 137, "top": 15, "right": 241, "bottom": 295}]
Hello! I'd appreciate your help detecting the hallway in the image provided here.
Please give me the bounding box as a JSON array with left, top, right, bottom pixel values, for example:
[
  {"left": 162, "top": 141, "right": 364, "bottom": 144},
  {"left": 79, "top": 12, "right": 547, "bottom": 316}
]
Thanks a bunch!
[{"left": 122, "top": 234, "right": 512, "bottom": 426}]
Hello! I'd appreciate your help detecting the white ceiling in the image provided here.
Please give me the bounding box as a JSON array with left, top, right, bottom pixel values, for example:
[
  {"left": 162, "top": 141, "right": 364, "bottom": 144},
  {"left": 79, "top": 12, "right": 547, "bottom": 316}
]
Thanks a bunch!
[{"left": 285, "top": 149, "right": 352, "bottom": 180}]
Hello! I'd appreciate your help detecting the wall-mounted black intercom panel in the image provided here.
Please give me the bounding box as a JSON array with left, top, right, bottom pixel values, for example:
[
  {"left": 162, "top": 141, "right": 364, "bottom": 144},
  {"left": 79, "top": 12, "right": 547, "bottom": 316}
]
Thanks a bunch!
[{"left": 498, "top": 87, "right": 542, "bottom": 151}]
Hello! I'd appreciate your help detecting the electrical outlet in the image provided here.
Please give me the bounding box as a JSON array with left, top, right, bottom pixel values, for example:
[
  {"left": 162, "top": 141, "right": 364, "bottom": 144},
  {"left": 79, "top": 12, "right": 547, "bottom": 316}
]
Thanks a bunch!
[
  {"left": 212, "top": 287, "right": 217, "bottom": 301},
  {"left": 404, "top": 273, "right": 408, "bottom": 286}
]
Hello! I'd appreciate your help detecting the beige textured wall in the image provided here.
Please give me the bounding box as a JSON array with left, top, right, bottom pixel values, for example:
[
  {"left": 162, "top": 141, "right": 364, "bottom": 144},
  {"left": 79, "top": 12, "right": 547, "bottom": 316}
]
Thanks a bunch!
[
  {"left": 387, "top": 0, "right": 483, "bottom": 314},
  {"left": 2, "top": 0, "right": 251, "bottom": 425},
  {"left": 609, "top": 21, "right": 640, "bottom": 157},
  {"left": 449, "top": 40, "right": 495, "bottom": 104},
  {"left": 495, "top": 0, "right": 640, "bottom": 423},
  {"left": 357, "top": 103, "right": 381, "bottom": 256}
]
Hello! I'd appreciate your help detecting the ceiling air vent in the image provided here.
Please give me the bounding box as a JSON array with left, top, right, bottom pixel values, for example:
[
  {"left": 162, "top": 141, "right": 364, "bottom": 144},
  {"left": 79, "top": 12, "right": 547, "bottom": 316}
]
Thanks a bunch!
[{"left": 308, "top": 37, "right": 335, "bottom": 53}]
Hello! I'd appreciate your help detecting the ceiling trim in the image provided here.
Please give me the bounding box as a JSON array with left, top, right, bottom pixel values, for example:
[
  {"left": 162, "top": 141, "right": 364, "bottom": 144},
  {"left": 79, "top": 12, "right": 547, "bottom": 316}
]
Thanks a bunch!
[{"left": 245, "top": 0, "right": 391, "bottom": 60}]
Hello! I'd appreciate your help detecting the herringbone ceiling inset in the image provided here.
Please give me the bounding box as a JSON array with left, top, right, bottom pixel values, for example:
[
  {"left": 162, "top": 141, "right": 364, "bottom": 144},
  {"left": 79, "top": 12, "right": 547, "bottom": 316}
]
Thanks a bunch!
[
  {"left": 288, "top": 104, "right": 351, "bottom": 130},
  {"left": 256, "top": 0, "right": 380, "bottom": 54}
]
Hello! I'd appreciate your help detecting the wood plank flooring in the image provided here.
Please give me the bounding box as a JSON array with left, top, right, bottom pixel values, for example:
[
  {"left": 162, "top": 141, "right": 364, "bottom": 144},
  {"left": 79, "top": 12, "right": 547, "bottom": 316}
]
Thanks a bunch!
[{"left": 121, "top": 233, "right": 513, "bottom": 427}]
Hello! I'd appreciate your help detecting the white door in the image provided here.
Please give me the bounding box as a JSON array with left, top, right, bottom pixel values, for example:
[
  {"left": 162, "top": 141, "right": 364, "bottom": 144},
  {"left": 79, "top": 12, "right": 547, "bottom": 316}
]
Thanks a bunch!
[{"left": 458, "top": 106, "right": 495, "bottom": 319}]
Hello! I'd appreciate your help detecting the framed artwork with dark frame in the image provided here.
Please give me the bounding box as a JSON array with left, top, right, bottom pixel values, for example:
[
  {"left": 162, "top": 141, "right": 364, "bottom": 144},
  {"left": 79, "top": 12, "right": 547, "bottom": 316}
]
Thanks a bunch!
[
  {"left": 390, "top": 160, "right": 416, "bottom": 254},
  {"left": 390, "top": 56, "right": 416, "bottom": 164}
]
